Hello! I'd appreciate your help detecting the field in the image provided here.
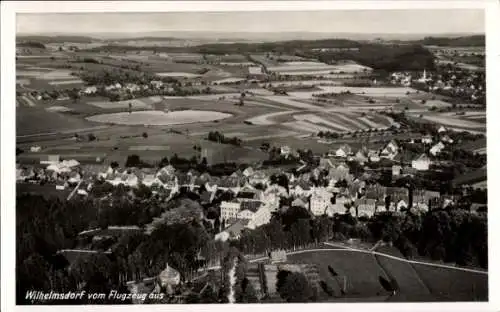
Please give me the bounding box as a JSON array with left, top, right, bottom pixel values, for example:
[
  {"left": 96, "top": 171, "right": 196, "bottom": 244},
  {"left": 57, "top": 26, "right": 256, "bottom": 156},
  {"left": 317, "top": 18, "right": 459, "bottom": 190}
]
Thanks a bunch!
[
  {"left": 16, "top": 46, "right": 485, "bottom": 168},
  {"left": 86, "top": 110, "right": 233, "bottom": 126},
  {"left": 87, "top": 96, "right": 164, "bottom": 109},
  {"left": 409, "top": 111, "right": 486, "bottom": 133},
  {"left": 285, "top": 248, "right": 487, "bottom": 301},
  {"left": 267, "top": 61, "right": 372, "bottom": 76}
]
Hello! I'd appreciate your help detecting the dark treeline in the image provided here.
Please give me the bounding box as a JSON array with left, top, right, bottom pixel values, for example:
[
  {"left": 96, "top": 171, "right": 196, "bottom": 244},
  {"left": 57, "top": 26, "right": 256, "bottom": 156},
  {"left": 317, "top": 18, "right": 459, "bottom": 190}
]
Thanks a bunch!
[
  {"left": 17, "top": 193, "right": 221, "bottom": 304},
  {"left": 416, "top": 35, "right": 485, "bottom": 47},
  {"left": 17, "top": 35, "right": 97, "bottom": 44},
  {"left": 16, "top": 41, "right": 47, "bottom": 49},
  {"left": 236, "top": 206, "right": 487, "bottom": 269},
  {"left": 300, "top": 44, "right": 436, "bottom": 72},
  {"left": 83, "top": 40, "right": 434, "bottom": 72}
]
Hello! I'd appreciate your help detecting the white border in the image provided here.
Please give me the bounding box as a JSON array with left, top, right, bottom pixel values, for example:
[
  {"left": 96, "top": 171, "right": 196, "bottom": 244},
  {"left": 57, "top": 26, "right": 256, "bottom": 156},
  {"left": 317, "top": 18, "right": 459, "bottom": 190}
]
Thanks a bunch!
[{"left": 2, "top": 1, "right": 499, "bottom": 312}]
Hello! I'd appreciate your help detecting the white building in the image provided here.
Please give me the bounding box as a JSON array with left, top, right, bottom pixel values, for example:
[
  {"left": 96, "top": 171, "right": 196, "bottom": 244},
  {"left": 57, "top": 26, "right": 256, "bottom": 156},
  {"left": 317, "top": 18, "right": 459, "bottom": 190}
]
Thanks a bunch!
[
  {"left": 310, "top": 188, "right": 334, "bottom": 216},
  {"left": 246, "top": 207, "right": 272, "bottom": 230},
  {"left": 412, "top": 153, "right": 431, "bottom": 171},
  {"left": 441, "top": 135, "right": 454, "bottom": 144},
  {"left": 83, "top": 86, "right": 97, "bottom": 95},
  {"left": 430, "top": 142, "right": 446, "bottom": 156},
  {"left": 335, "top": 145, "right": 352, "bottom": 158},
  {"left": 356, "top": 198, "right": 376, "bottom": 218},
  {"left": 421, "top": 134, "right": 433, "bottom": 144},
  {"left": 220, "top": 201, "right": 241, "bottom": 220}
]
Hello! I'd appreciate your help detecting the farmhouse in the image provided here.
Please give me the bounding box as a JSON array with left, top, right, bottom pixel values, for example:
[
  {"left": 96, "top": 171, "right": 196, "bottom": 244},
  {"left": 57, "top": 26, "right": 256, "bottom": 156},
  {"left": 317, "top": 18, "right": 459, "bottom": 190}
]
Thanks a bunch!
[
  {"left": 392, "top": 165, "right": 402, "bottom": 177},
  {"left": 421, "top": 134, "right": 433, "bottom": 144},
  {"left": 412, "top": 153, "right": 431, "bottom": 171},
  {"left": 430, "top": 142, "right": 446, "bottom": 156},
  {"left": 335, "top": 144, "right": 352, "bottom": 158},
  {"left": 368, "top": 150, "right": 380, "bottom": 162},
  {"left": 380, "top": 140, "right": 399, "bottom": 160},
  {"left": 83, "top": 86, "right": 97, "bottom": 95},
  {"left": 441, "top": 134, "right": 454, "bottom": 144}
]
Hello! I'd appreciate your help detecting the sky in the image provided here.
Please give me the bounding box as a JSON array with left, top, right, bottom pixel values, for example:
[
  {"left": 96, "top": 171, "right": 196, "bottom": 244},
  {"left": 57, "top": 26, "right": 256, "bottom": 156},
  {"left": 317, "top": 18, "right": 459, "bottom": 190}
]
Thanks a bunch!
[{"left": 17, "top": 10, "right": 484, "bottom": 36}]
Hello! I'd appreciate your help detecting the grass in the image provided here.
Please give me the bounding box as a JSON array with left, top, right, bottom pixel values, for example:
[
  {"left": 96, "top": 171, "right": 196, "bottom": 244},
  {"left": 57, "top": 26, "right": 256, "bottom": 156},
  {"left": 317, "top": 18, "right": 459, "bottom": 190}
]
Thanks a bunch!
[
  {"left": 284, "top": 248, "right": 488, "bottom": 302},
  {"left": 288, "top": 250, "right": 389, "bottom": 297},
  {"left": 86, "top": 110, "right": 233, "bottom": 126},
  {"left": 373, "top": 247, "right": 432, "bottom": 298},
  {"left": 16, "top": 106, "right": 97, "bottom": 136},
  {"left": 412, "top": 263, "right": 488, "bottom": 301}
]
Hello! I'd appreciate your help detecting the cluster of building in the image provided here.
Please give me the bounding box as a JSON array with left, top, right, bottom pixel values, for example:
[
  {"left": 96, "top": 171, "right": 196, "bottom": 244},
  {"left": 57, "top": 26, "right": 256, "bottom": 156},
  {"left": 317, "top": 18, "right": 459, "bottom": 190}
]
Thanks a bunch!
[
  {"left": 17, "top": 125, "right": 477, "bottom": 244},
  {"left": 391, "top": 68, "right": 485, "bottom": 103}
]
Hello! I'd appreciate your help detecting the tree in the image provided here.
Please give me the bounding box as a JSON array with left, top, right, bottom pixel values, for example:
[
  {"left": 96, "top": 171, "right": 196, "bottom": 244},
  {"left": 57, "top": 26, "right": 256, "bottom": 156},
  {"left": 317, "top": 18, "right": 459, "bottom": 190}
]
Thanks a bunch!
[
  {"left": 88, "top": 133, "right": 97, "bottom": 141},
  {"left": 125, "top": 154, "right": 141, "bottom": 168},
  {"left": 277, "top": 271, "right": 315, "bottom": 302},
  {"left": 142, "top": 132, "right": 148, "bottom": 138}
]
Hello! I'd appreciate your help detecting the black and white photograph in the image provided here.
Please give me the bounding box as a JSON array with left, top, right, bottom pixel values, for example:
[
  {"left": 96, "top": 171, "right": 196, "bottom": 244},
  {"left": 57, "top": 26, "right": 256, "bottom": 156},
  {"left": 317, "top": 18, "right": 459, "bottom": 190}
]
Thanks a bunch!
[{"left": 2, "top": 1, "right": 499, "bottom": 310}]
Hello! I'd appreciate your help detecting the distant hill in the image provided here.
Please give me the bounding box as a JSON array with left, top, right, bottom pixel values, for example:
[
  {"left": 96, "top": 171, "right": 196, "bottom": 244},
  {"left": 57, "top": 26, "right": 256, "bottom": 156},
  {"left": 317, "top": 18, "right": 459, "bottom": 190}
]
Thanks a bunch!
[
  {"left": 16, "top": 41, "right": 46, "bottom": 49},
  {"left": 412, "top": 35, "right": 485, "bottom": 47},
  {"left": 17, "top": 35, "right": 98, "bottom": 44}
]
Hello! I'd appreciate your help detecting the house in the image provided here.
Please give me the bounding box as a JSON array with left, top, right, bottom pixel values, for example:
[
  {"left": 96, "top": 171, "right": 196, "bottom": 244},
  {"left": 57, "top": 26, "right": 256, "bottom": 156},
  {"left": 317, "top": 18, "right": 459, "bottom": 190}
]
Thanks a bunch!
[
  {"left": 289, "top": 181, "right": 314, "bottom": 197},
  {"left": 83, "top": 86, "right": 97, "bottom": 95},
  {"left": 412, "top": 153, "right": 431, "bottom": 171},
  {"left": 291, "top": 197, "right": 308, "bottom": 209},
  {"left": 237, "top": 183, "right": 262, "bottom": 202},
  {"left": 309, "top": 188, "right": 333, "bottom": 216},
  {"left": 327, "top": 164, "right": 350, "bottom": 181},
  {"left": 264, "top": 184, "right": 288, "bottom": 198},
  {"left": 243, "top": 167, "right": 255, "bottom": 177},
  {"left": 413, "top": 189, "right": 440, "bottom": 209},
  {"left": 354, "top": 149, "right": 369, "bottom": 164},
  {"left": 220, "top": 200, "right": 241, "bottom": 220},
  {"left": 430, "top": 142, "right": 446, "bottom": 156},
  {"left": 150, "top": 80, "right": 164, "bottom": 89},
  {"left": 355, "top": 198, "right": 376, "bottom": 218},
  {"left": 368, "top": 150, "right": 380, "bottom": 163},
  {"left": 441, "top": 134, "right": 454, "bottom": 144},
  {"left": 218, "top": 176, "right": 242, "bottom": 194},
  {"left": 392, "top": 165, "right": 402, "bottom": 177},
  {"left": 280, "top": 146, "right": 292, "bottom": 158},
  {"left": 246, "top": 206, "right": 272, "bottom": 230},
  {"left": 335, "top": 144, "right": 352, "bottom": 158},
  {"left": 249, "top": 171, "right": 270, "bottom": 187},
  {"left": 325, "top": 194, "right": 351, "bottom": 217},
  {"left": 30, "top": 145, "right": 42, "bottom": 153},
  {"left": 396, "top": 199, "right": 408, "bottom": 211},
  {"left": 380, "top": 140, "right": 399, "bottom": 160},
  {"left": 421, "top": 134, "right": 433, "bottom": 144},
  {"left": 438, "top": 126, "right": 447, "bottom": 133},
  {"left": 237, "top": 201, "right": 263, "bottom": 220}
]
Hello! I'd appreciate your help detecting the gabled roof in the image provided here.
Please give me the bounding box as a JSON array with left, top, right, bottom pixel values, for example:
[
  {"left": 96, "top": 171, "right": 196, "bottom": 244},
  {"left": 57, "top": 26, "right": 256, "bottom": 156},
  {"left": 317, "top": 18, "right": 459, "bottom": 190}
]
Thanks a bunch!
[
  {"left": 291, "top": 197, "right": 308, "bottom": 208},
  {"left": 356, "top": 198, "right": 376, "bottom": 206},
  {"left": 414, "top": 153, "right": 431, "bottom": 162},
  {"left": 241, "top": 201, "right": 263, "bottom": 213}
]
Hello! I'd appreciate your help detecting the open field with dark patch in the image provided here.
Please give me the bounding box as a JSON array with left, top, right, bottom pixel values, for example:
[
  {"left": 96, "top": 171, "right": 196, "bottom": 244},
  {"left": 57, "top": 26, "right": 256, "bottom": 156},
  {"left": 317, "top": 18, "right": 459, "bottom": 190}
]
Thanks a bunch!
[{"left": 286, "top": 248, "right": 487, "bottom": 302}]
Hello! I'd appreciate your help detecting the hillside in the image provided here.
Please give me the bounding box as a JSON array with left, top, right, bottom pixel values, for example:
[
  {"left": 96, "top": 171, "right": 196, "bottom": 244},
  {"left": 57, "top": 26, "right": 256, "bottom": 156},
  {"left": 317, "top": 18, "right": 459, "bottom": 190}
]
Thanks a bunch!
[
  {"left": 284, "top": 247, "right": 487, "bottom": 301},
  {"left": 418, "top": 35, "right": 485, "bottom": 47},
  {"left": 17, "top": 35, "right": 97, "bottom": 44}
]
